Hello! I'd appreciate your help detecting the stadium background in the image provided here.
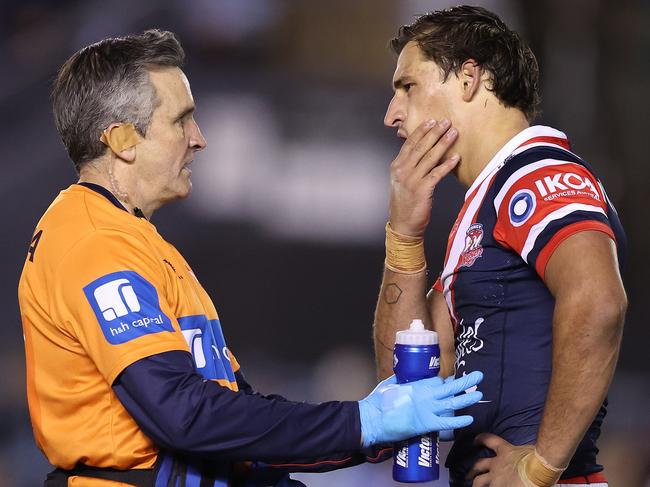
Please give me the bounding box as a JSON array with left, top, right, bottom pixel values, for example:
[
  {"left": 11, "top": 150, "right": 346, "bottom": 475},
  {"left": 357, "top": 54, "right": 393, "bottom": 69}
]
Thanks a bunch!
[{"left": 1, "top": 0, "right": 648, "bottom": 485}]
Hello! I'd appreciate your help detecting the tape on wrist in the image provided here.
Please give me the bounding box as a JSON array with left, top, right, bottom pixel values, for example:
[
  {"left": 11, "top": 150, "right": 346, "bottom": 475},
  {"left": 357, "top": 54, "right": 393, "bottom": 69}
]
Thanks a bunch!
[
  {"left": 385, "top": 222, "right": 426, "bottom": 274},
  {"left": 517, "top": 448, "right": 565, "bottom": 487}
]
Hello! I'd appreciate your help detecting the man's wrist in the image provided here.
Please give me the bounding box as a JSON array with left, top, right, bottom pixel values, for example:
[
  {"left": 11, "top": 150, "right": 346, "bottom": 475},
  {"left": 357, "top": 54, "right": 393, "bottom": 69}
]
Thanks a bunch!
[
  {"left": 516, "top": 448, "right": 566, "bottom": 487},
  {"left": 385, "top": 222, "right": 426, "bottom": 274}
]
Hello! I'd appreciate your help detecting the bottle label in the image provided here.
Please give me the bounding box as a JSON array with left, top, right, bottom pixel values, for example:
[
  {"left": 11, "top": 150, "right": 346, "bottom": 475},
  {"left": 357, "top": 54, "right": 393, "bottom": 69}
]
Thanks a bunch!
[{"left": 392, "top": 343, "right": 441, "bottom": 482}]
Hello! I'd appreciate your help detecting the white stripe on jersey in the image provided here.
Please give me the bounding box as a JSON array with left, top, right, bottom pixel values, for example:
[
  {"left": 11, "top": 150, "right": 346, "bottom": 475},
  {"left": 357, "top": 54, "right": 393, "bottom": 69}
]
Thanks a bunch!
[
  {"left": 441, "top": 168, "right": 501, "bottom": 322},
  {"left": 520, "top": 203, "right": 607, "bottom": 263},
  {"left": 493, "top": 159, "right": 585, "bottom": 214}
]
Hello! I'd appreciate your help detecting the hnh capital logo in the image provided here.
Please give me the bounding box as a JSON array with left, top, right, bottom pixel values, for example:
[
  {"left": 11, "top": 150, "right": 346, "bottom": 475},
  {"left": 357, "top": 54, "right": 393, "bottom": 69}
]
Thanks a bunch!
[{"left": 93, "top": 278, "right": 141, "bottom": 321}]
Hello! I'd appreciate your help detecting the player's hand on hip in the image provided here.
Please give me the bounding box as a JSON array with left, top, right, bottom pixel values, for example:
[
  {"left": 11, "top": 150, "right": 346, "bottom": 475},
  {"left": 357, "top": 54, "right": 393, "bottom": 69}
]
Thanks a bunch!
[
  {"left": 468, "top": 433, "right": 533, "bottom": 487},
  {"left": 389, "top": 118, "right": 460, "bottom": 237}
]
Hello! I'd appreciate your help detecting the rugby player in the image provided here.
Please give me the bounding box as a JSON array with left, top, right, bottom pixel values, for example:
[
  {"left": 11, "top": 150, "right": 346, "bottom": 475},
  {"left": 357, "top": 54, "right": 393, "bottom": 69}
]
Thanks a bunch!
[
  {"left": 373, "top": 6, "right": 627, "bottom": 487},
  {"left": 18, "top": 29, "right": 485, "bottom": 486}
]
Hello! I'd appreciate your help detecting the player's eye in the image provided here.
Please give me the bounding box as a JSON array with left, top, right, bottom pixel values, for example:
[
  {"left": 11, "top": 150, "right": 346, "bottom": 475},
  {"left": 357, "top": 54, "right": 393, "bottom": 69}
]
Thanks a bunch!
[{"left": 404, "top": 83, "right": 414, "bottom": 93}]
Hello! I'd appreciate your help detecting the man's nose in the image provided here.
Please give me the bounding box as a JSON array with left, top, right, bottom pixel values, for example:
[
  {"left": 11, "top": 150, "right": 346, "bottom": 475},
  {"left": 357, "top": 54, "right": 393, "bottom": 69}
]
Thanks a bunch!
[
  {"left": 384, "top": 94, "right": 404, "bottom": 128},
  {"left": 189, "top": 120, "right": 207, "bottom": 151}
]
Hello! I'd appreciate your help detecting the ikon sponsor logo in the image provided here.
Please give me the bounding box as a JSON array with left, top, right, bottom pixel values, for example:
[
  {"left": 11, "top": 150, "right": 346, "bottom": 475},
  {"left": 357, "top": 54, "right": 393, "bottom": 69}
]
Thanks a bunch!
[
  {"left": 534, "top": 172, "right": 600, "bottom": 201},
  {"left": 508, "top": 189, "right": 536, "bottom": 227}
]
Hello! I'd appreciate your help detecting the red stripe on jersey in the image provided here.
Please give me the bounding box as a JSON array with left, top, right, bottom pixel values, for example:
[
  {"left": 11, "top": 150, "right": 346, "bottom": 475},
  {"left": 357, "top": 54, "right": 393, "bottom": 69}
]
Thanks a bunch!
[
  {"left": 560, "top": 471, "right": 607, "bottom": 484},
  {"left": 493, "top": 162, "right": 607, "bottom": 258},
  {"left": 535, "top": 220, "right": 616, "bottom": 280},
  {"left": 517, "top": 136, "right": 571, "bottom": 151},
  {"left": 433, "top": 276, "right": 443, "bottom": 293}
]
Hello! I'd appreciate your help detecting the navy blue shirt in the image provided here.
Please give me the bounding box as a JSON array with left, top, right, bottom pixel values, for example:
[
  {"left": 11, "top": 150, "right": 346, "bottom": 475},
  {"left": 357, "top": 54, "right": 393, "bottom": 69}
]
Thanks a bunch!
[{"left": 431, "top": 127, "right": 626, "bottom": 486}]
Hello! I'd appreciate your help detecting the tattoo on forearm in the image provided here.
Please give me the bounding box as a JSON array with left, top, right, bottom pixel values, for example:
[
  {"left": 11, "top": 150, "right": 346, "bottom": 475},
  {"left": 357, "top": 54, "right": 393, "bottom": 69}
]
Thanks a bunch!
[
  {"left": 384, "top": 283, "right": 403, "bottom": 304},
  {"left": 376, "top": 335, "right": 394, "bottom": 352}
]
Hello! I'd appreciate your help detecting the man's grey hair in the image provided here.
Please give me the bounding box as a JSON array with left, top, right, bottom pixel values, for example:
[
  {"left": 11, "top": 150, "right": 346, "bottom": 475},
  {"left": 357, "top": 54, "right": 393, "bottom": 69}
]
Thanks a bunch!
[{"left": 51, "top": 29, "right": 185, "bottom": 172}]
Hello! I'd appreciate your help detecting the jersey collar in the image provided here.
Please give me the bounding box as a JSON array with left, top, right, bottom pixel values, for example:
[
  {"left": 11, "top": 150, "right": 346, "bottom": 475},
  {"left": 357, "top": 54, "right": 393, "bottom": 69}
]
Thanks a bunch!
[
  {"left": 76, "top": 182, "right": 147, "bottom": 219},
  {"left": 464, "top": 125, "right": 569, "bottom": 201}
]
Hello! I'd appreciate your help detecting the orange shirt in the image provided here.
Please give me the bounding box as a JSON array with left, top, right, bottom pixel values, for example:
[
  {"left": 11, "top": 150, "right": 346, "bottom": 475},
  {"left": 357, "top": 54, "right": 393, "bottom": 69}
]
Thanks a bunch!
[{"left": 18, "top": 184, "right": 239, "bottom": 470}]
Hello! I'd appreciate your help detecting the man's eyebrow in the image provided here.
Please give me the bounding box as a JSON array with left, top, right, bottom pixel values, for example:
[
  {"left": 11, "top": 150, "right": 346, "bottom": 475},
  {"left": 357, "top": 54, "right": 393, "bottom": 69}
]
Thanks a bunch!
[
  {"left": 174, "top": 105, "right": 195, "bottom": 120},
  {"left": 392, "top": 75, "right": 413, "bottom": 91}
]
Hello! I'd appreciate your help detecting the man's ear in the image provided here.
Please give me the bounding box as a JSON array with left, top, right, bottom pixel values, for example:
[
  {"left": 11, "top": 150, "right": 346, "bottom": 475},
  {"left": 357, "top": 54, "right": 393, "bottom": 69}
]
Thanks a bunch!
[
  {"left": 99, "top": 123, "right": 142, "bottom": 162},
  {"left": 459, "top": 59, "right": 483, "bottom": 102}
]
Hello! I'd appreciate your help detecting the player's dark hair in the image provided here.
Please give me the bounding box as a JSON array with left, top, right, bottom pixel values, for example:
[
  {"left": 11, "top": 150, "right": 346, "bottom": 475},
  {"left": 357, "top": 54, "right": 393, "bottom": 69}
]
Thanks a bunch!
[
  {"left": 390, "top": 5, "right": 540, "bottom": 121},
  {"left": 51, "top": 29, "right": 185, "bottom": 172}
]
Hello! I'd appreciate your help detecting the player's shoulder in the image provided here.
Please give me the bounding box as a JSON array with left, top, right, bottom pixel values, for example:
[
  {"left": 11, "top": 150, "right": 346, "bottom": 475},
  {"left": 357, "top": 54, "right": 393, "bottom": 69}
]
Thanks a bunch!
[{"left": 491, "top": 141, "right": 601, "bottom": 215}]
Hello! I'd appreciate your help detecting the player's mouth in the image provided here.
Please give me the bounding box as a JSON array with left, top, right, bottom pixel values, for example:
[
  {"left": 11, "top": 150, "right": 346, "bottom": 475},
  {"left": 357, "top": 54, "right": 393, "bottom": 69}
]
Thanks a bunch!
[{"left": 182, "top": 160, "right": 193, "bottom": 173}]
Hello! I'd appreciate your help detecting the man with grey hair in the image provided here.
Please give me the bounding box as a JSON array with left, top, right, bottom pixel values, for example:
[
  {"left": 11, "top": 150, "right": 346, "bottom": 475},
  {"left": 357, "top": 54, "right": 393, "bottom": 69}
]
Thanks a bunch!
[{"left": 19, "top": 29, "right": 484, "bottom": 486}]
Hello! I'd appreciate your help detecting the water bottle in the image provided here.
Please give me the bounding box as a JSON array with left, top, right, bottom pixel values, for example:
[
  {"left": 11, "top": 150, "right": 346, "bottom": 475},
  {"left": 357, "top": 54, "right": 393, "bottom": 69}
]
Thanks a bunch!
[{"left": 393, "top": 319, "right": 440, "bottom": 483}]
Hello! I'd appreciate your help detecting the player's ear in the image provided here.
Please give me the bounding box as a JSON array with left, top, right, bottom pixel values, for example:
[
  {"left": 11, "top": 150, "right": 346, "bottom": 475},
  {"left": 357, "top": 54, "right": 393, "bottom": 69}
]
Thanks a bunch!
[
  {"left": 459, "top": 59, "right": 483, "bottom": 103},
  {"left": 99, "top": 123, "right": 142, "bottom": 163}
]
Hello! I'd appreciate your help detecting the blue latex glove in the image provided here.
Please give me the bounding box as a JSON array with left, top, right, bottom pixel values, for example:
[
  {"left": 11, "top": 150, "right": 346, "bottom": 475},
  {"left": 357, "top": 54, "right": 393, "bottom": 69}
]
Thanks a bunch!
[
  {"left": 438, "top": 375, "right": 458, "bottom": 441},
  {"left": 358, "top": 371, "right": 483, "bottom": 448}
]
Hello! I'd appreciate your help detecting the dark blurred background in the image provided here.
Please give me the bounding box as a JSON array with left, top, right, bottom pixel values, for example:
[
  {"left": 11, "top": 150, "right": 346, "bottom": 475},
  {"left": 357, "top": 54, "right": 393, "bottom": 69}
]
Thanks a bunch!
[{"left": 2, "top": 0, "right": 648, "bottom": 485}]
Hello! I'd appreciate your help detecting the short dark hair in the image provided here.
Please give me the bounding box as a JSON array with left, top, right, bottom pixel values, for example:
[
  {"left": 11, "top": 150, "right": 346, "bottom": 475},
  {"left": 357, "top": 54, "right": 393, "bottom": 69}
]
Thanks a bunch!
[
  {"left": 390, "top": 5, "right": 540, "bottom": 121},
  {"left": 51, "top": 29, "right": 185, "bottom": 171}
]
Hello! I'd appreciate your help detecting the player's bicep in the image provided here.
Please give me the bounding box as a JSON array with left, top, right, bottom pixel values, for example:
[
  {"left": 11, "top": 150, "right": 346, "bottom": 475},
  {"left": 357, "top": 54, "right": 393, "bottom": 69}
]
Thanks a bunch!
[
  {"left": 427, "top": 288, "right": 455, "bottom": 378},
  {"left": 544, "top": 231, "right": 624, "bottom": 306}
]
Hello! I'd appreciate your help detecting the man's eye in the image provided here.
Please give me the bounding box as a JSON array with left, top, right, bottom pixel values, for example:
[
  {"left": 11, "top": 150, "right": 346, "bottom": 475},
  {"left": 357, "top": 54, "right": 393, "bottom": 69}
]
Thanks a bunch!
[{"left": 404, "top": 83, "right": 414, "bottom": 93}]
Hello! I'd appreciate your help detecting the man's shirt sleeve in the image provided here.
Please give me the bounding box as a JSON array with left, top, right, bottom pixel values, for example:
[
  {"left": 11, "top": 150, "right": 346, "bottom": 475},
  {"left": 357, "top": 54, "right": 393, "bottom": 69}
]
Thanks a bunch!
[
  {"left": 113, "top": 351, "right": 364, "bottom": 462},
  {"left": 54, "top": 229, "right": 189, "bottom": 384},
  {"left": 492, "top": 160, "right": 616, "bottom": 279}
]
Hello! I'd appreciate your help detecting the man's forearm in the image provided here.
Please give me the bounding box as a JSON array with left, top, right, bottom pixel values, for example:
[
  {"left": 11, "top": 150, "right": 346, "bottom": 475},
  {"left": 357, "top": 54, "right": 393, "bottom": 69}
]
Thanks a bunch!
[
  {"left": 535, "top": 299, "right": 625, "bottom": 469},
  {"left": 373, "top": 268, "right": 429, "bottom": 379}
]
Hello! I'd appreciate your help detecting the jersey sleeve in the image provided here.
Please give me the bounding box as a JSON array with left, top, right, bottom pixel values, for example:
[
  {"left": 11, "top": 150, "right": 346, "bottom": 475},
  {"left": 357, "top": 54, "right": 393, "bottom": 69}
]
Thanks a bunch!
[
  {"left": 493, "top": 161, "right": 616, "bottom": 279},
  {"left": 53, "top": 229, "right": 189, "bottom": 384}
]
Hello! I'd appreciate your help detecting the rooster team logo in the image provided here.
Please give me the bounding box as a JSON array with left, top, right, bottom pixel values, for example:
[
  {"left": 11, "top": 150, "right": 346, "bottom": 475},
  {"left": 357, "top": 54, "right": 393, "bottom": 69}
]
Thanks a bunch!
[{"left": 459, "top": 223, "right": 484, "bottom": 268}]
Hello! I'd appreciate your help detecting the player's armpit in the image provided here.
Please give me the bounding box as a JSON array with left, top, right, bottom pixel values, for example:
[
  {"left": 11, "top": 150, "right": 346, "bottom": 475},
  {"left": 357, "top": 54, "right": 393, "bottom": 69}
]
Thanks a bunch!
[{"left": 427, "top": 288, "right": 455, "bottom": 378}]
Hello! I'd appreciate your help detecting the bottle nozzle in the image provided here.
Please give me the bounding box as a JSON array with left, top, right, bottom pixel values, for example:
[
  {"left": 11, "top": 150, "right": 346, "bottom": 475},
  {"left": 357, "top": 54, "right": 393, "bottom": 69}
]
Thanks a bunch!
[
  {"left": 395, "top": 319, "right": 438, "bottom": 345},
  {"left": 410, "top": 319, "right": 425, "bottom": 332}
]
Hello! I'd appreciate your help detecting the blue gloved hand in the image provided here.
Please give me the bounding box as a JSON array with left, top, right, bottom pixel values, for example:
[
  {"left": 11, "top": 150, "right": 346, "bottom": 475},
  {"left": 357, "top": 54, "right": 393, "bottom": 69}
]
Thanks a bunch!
[
  {"left": 358, "top": 371, "right": 483, "bottom": 448},
  {"left": 438, "top": 376, "right": 458, "bottom": 441}
]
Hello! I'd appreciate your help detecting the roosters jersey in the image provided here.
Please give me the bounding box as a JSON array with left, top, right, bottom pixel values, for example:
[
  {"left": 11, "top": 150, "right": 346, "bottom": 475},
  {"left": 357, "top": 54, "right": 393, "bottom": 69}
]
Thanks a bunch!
[
  {"left": 432, "top": 126, "right": 626, "bottom": 483},
  {"left": 18, "top": 183, "right": 240, "bottom": 471}
]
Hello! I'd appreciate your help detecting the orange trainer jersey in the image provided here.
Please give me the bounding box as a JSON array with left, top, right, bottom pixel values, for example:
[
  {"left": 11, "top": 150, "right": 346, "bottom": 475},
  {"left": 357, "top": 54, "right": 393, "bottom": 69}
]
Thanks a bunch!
[{"left": 18, "top": 183, "right": 240, "bottom": 470}]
